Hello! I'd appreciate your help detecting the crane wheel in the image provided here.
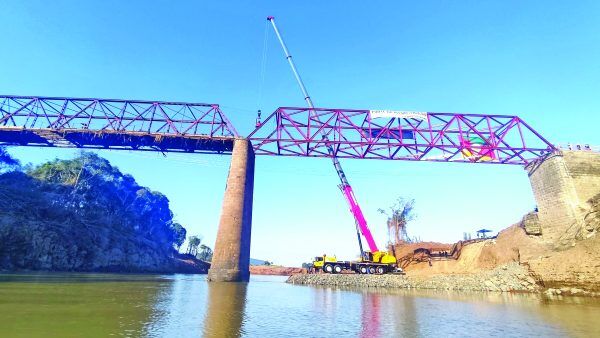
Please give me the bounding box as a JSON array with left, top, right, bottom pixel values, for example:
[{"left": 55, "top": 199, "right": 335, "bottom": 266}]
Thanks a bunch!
[
  {"left": 376, "top": 266, "right": 385, "bottom": 274},
  {"left": 324, "top": 264, "right": 333, "bottom": 273},
  {"left": 369, "top": 266, "right": 376, "bottom": 274},
  {"left": 359, "top": 266, "right": 368, "bottom": 274},
  {"left": 334, "top": 265, "right": 343, "bottom": 273}
]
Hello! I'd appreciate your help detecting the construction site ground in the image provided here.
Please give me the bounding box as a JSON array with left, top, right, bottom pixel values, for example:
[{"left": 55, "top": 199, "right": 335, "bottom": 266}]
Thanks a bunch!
[{"left": 396, "top": 222, "right": 600, "bottom": 294}]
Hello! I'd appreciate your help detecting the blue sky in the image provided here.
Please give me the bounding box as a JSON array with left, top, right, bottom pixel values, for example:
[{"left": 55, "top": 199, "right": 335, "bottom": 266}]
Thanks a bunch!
[{"left": 1, "top": 1, "right": 599, "bottom": 266}]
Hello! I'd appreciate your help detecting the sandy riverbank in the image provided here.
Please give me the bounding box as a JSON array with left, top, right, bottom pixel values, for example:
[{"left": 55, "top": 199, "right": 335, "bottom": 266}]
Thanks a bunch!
[{"left": 250, "top": 265, "right": 304, "bottom": 276}]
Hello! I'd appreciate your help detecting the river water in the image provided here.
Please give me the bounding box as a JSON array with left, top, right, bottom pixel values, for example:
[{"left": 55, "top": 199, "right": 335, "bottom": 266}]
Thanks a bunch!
[{"left": 1, "top": 273, "right": 599, "bottom": 337}]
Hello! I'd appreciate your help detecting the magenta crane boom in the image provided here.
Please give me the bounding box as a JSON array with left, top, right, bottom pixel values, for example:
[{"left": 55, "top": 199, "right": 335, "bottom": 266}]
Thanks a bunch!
[{"left": 266, "top": 16, "right": 380, "bottom": 257}]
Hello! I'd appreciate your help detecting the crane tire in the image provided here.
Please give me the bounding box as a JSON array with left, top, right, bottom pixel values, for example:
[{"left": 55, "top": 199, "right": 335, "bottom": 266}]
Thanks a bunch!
[
  {"left": 369, "top": 266, "right": 376, "bottom": 274},
  {"left": 376, "top": 266, "right": 385, "bottom": 274},
  {"left": 334, "top": 265, "right": 343, "bottom": 273},
  {"left": 359, "top": 266, "right": 368, "bottom": 274},
  {"left": 324, "top": 264, "right": 333, "bottom": 273}
]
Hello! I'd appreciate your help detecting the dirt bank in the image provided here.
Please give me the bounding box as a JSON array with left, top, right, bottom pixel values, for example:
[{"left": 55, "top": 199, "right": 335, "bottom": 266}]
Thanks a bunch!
[
  {"left": 392, "top": 193, "right": 600, "bottom": 294},
  {"left": 426, "top": 224, "right": 599, "bottom": 292},
  {"left": 250, "top": 265, "right": 304, "bottom": 276}
]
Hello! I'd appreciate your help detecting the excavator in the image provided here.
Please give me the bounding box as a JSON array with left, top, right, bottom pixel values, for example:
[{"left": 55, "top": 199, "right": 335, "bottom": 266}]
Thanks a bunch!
[{"left": 266, "top": 17, "right": 399, "bottom": 274}]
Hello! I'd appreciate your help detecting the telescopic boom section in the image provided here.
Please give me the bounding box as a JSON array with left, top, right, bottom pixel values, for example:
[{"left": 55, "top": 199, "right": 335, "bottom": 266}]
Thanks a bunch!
[
  {"left": 341, "top": 185, "right": 379, "bottom": 252},
  {"left": 267, "top": 16, "right": 380, "bottom": 253}
]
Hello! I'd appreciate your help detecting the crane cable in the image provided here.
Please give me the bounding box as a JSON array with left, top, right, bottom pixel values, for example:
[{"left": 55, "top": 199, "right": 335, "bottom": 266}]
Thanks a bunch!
[{"left": 255, "top": 20, "right": 270, "bottom": 126}]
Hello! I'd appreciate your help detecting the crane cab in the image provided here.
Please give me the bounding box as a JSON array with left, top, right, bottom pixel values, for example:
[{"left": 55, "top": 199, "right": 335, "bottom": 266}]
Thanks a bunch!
[{"left": 312, "top": 255, "right": 338, "bottom": 270}]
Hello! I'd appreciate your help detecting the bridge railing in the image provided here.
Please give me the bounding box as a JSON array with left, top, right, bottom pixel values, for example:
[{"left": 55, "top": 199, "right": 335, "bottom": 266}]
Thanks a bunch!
[
  {"left": 555, "top": 143, "right": 599, "bottom": 153},
  {"left": 248, "top": 107, "right": 556, "bottom": 165}
]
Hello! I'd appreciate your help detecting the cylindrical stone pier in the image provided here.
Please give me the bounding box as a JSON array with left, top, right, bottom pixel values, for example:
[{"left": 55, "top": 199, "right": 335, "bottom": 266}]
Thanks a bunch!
[{"left": 208, "top": 139, "right": 255, "bottom": 282}]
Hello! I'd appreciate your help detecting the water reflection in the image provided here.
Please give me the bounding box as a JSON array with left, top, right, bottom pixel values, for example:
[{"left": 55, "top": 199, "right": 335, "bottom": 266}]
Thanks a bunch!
[
  {"left": 353, "top": 289, "right": 421, "bottom": 337},
  {"left": 142, "top": 275, "right": 209, "bottom": 336},
  {"left": 203, "top": 282, "right": 248, "bottom": 338},
  {"left": 1, "top": 274, "right": 600, "bottom": 337},
  {"left": 360, "top": 292, "right": 381, "bottom": 338}
]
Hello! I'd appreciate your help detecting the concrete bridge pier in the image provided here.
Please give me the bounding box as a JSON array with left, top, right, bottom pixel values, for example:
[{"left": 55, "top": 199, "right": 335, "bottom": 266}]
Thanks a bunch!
[
  {"left": 525, "top": 150, "right": 600, "bottom": 243},
  {"left": 208, "top": 139, "right": 255, "bottom": 282}
]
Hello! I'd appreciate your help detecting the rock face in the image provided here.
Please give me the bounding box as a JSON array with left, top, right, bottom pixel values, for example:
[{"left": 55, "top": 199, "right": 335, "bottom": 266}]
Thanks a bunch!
[
  {"left": 0, "top": 215, "right": 209, "bottom": 273},
  {"left": 521, "top": 212, "right": 542, "bottom": 236},
  {"left": 287, "top": 263, "right": 540, "bottom": 292},
  {"left": 0, "top": 154, "right": 206, "bottom": 274}
]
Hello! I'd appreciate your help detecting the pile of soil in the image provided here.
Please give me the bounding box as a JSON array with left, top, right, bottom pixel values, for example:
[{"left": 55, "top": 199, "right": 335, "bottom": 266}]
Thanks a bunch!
[
  {"left": 250, "top": 265, "right": 305, "bottom": 276},
  {"left": 392, "top": 241, "right": 452, "bottom": 258}
]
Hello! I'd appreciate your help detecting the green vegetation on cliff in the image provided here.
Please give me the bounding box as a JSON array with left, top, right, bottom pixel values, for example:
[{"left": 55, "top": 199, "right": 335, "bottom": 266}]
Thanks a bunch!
[{"left": 0, "top": 149, "right": 206, "bottom": 273}]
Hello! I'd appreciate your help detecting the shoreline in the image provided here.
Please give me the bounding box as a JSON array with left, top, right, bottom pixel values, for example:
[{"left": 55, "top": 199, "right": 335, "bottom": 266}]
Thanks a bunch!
[{"left": 286, "top": 262, "right": 600, "bottom": 297}]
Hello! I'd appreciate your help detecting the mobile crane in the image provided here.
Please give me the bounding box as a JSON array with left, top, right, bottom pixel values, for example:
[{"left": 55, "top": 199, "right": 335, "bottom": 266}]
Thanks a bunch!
[{"left": 267, "top": 17, "right": 399, "bottom": 274}]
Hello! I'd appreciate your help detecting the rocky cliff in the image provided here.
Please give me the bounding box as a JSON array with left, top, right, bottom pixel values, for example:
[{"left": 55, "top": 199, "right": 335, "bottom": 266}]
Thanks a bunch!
[{"left": 0, "top": 153, "right": 207, "bottom": 274}]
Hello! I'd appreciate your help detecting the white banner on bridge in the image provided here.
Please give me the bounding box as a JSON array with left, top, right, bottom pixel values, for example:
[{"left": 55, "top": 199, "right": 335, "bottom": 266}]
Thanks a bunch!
[{"left": 369, "top": 110, "right": 428, "bottom": 120}]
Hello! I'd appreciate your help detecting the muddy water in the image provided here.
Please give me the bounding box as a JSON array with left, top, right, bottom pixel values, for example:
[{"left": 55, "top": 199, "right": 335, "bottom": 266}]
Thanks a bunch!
[{"left": 0, "top": 273, "right": 599, "bottom": 337}]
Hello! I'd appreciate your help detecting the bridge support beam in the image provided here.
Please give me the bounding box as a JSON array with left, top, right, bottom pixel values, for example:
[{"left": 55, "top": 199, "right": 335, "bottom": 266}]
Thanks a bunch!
[{"left": 208, "top": 139, "right": 255, "bottom": 282}]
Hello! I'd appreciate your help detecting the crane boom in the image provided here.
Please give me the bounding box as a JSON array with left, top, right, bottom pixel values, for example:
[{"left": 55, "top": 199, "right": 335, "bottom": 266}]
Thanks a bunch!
[{"left": 267, "top": 16, "right": 379, "bottom": 254}]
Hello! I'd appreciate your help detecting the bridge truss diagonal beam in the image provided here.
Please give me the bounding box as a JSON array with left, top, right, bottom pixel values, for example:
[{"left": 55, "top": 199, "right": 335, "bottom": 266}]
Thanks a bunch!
[
  {"left": 247, "top": 107, "right": 556, "bottom": 165},
  {"left": 0, "top": 95, "right": 239, "bottom": 154}
]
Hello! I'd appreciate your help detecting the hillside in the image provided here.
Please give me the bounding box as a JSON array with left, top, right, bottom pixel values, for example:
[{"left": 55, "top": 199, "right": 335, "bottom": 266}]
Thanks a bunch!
[{"left": 0, "top": 152, "right": 207, "bottom": 273}]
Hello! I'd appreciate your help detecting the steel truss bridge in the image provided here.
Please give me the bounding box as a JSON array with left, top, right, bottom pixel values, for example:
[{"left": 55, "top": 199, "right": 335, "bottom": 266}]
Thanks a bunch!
[
  {"left": 0, "top": 95, "right": 556, "bottom": 165},
  {"left": 0, "top": 96, "right": 238, "bottom": 154}
]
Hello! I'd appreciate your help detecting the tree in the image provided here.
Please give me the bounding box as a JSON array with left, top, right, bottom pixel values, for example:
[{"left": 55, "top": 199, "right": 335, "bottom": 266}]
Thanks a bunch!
[
  {"left": 196, "top": 244, "right": 213, "bottom": 262},
  {"left": 171, "top": 223, "right": 186, "bottom": 251},
  {"left": 186, "top": 236, "right": 202, "bottom": 256},
  {"left": 0, "top": 147, "right": 19, "bottom": 171},
  {"left": 378, "top": 197, "right": 416, "bottom": 245}
]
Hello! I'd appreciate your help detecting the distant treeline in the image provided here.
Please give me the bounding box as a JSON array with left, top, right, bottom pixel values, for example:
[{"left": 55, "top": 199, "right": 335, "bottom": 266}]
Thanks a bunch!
[{"left": 0, "top": 148, "right": 204, "bottom": 273}]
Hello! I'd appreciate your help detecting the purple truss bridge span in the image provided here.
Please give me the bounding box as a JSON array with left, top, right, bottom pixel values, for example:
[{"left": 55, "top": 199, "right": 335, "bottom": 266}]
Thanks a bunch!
[
  {"left": 248, "top": 107, "right": 556, "bottom": 165},
  {"left": 0, "top": 95, "right": 239, "bottom": 154},
  {"left": 0, "top": 95, "right": 556, "bottom": 164}
]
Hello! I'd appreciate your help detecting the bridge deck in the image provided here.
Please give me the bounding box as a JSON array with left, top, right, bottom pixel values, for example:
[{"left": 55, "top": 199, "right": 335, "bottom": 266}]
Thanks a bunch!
[{"left": 0, "top": 127, "right": 234, "bottom": 154}]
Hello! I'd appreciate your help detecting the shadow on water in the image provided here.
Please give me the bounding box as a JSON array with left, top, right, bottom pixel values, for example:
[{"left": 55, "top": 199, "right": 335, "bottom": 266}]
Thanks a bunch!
[{"left": 202, "top": 282, "right": 248, "bottom": 338}]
